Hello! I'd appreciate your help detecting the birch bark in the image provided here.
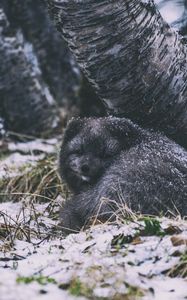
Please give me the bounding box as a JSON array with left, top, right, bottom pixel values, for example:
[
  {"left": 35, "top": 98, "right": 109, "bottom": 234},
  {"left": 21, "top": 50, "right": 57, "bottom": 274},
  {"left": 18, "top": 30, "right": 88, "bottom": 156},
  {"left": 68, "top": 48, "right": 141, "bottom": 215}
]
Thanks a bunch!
[{"left": 48, "top": 0, "right": 187, "bottom": 148}]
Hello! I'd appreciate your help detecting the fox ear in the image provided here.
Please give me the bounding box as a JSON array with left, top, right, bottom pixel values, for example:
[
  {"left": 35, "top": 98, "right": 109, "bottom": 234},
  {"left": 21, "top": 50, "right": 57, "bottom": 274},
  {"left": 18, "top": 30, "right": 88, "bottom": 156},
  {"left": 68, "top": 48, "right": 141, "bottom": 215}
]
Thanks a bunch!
[
  {"left": 106, "top": 117, "right": 145, "bottom": 146},
  {"left": 63, "top": 117, "right": 83, "bottom": 144}
]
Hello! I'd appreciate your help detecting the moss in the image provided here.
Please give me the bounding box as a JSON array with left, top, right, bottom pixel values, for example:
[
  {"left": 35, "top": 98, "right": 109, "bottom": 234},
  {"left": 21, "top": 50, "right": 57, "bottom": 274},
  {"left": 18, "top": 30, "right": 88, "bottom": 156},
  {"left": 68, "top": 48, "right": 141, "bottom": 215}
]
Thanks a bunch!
[
  {"left": 139, "top": 217, "right": 165, "bottom": 237},
  {"left": 59, "top": 278, "right": 93, "bottom": 298},
  {"left": 68, "top": 279, "right": 93, "bottom": 298},
  {"left": 16, "top": 275, "right": 57, "bottom": 285},
  {"left": 55, "top": 279, "right": 92, "bottom": 298},
  {"left": 0, "top": 152, "right": 9, "bottom": 161},
  {"left": 111, "top": 233, "right": 134, "bottom": 250},
  {"left": 126, "top": 283, "right": 144, "bottom": 299},
  {"left": 168, "top": 251, "right": 187, "bottom": 278}
]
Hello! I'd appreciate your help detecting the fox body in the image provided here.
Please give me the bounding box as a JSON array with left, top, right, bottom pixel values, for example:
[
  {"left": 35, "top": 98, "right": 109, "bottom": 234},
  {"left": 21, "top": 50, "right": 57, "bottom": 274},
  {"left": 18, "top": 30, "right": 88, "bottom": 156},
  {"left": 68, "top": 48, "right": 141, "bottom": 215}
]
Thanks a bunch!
[{"left": 59, "top": 117, "right": 187, "bottom": 232}]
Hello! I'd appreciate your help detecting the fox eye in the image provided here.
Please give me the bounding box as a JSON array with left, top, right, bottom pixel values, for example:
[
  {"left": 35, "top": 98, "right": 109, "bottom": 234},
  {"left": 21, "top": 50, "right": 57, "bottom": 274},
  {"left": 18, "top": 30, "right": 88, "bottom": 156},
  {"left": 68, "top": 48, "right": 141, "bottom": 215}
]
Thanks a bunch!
[
  {"left": 75, "top": 149, "right": 83, "bottom": 155},
  {"left": 97, "top": 148, "right": 111, "bottom": 159},
  {"left": 97, "top": 151, "right": 104, "bottom": 158},
  {"left": 71, "top": 148, "right": 83, "bottom": 156}
]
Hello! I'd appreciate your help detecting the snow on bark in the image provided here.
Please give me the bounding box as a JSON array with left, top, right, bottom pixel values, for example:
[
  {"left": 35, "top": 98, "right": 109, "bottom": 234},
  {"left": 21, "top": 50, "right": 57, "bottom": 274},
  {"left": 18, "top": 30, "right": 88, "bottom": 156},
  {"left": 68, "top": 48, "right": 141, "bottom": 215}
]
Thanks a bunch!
[
  {"left": 1, "top": 0, "right": 81, "bottom": 107},
  {"left": 0, "top": 9, "right": 58, "bottom": 136},
  {"left": 47, "top": 0, "right": 187, "bottom": 149}
]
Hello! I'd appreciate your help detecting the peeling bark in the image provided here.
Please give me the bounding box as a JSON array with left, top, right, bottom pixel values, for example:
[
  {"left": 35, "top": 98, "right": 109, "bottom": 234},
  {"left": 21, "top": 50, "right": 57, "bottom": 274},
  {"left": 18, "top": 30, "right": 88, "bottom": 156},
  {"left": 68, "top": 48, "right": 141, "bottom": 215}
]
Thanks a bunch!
[{"left": 47, "top": 0, "right": 187, "bottom": 148}]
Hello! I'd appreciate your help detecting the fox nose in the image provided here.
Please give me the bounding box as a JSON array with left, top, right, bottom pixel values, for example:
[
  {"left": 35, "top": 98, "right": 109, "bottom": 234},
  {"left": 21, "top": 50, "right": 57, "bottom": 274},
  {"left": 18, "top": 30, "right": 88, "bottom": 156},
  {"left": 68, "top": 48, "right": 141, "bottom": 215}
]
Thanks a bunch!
[{"left": 81, "top": 164, "right": 90, "bottom": 174}]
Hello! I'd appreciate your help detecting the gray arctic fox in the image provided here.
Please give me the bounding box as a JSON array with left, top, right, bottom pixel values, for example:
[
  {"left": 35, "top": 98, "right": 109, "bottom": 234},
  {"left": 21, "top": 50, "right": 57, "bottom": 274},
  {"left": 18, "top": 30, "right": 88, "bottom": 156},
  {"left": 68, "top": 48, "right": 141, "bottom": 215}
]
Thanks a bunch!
[{"left": 59, "top": 117, "right": 187, "bottom": 232}]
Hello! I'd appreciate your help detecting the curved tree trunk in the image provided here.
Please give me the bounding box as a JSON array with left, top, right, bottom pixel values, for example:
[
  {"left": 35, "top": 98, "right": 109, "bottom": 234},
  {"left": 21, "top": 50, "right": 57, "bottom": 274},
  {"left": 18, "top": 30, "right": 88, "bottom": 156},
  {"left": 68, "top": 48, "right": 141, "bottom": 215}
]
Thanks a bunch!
[{"left": 47, "top": 0, "right": 187, "bottom": 149}]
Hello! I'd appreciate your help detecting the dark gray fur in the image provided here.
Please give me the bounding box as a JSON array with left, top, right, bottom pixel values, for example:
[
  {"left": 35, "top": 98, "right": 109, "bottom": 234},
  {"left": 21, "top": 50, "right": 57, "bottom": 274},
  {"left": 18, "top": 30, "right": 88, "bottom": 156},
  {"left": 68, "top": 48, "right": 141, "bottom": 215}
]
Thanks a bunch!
[{"left": 59, "top": 117, "right": 187, "bottom": 233}]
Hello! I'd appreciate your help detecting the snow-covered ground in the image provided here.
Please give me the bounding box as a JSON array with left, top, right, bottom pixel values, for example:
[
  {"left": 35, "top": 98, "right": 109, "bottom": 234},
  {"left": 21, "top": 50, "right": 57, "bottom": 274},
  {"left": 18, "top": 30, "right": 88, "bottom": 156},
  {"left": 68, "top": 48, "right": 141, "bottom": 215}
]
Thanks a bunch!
[
  {"left": 0, "top": 200, "right": 187, "bottom": 300},
  {"left": 0, "top": 138, "right": 59, "bottom": 179}
]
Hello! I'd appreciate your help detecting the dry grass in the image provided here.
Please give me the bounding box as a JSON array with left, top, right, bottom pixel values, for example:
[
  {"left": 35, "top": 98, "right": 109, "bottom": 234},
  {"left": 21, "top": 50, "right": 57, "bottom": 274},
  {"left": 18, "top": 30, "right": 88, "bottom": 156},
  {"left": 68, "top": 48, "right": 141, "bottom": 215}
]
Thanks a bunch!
[
  {"left": 0, "top": 153, "right": 69, "bottom": 249},
  {"left": 167, "top": 251, "right": 187, "bottom": 278},
  {"left": 0, "top": 154, "right": 69, "bottom": 203},
  {"left": 0, "top": 196, "right": 63, "bottom": 251}
]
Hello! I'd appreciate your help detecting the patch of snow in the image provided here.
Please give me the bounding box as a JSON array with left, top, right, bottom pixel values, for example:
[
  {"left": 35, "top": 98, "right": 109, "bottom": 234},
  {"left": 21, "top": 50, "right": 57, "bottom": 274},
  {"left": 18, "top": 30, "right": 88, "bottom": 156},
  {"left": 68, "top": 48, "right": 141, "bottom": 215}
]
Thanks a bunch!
[
  {"left": 0, "top": 138, "right": 59, "bottom": 179},
  {"left": 8, "top": 139, "right": 58, "bottom": 154},
  {"left": 0, "top": 200, "right": 187, "bottom": 300},
  {"left": 155, "top": 0, "right": 184, "bottom": 25},
  {"left": 0, "top": 153, "right": 44, "bottom": 178}
]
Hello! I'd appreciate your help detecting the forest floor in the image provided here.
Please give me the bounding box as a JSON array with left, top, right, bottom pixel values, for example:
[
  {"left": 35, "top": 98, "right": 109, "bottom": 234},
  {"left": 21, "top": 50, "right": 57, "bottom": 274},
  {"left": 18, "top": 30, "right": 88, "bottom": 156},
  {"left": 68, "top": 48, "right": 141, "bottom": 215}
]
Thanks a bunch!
[{"left": 0, "top": 136, "right": 187, "bottom": 300}]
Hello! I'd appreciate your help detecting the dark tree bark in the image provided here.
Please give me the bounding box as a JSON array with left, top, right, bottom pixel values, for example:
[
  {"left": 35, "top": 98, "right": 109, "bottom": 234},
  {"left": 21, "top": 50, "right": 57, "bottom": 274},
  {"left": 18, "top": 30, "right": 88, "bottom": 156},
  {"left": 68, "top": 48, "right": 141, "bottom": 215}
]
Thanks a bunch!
[
  {"left": 0, "top": 0, "right": 81, "bottom": 106},
  {"left": 0, "top": 9, "right": 58, "bottom": 136},
  {"left": 47, "top": 0, "right": 187, "bottom": 149},
  {"left": 0, "top": 1, "right": 104, "bottom": 137},
  {"left": 78, "top": 77, "right": 106, "bottom": 117}
]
